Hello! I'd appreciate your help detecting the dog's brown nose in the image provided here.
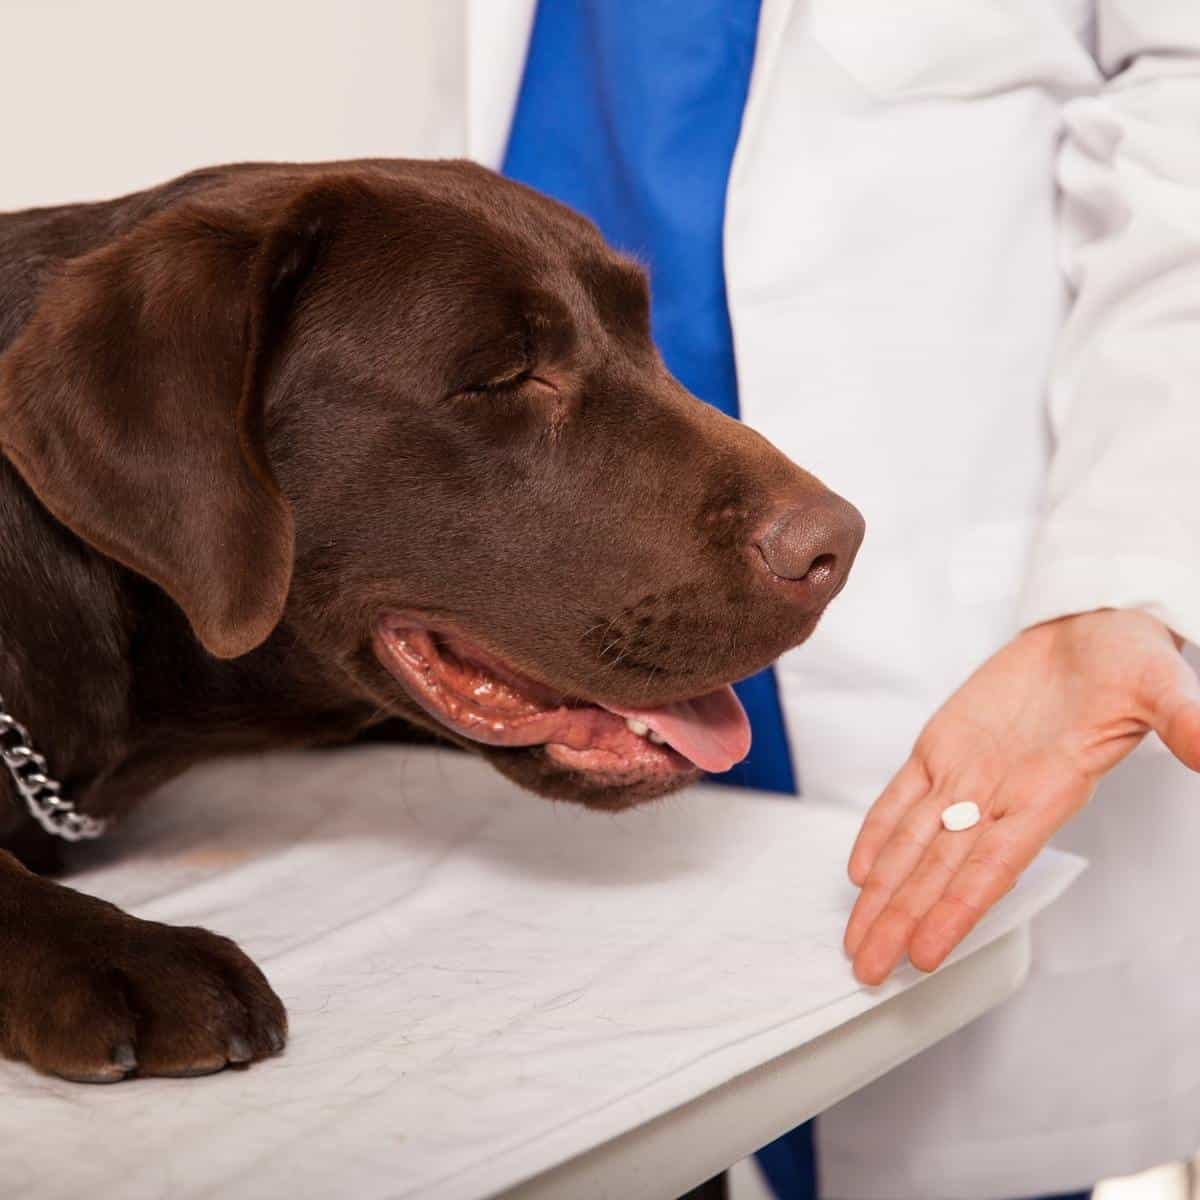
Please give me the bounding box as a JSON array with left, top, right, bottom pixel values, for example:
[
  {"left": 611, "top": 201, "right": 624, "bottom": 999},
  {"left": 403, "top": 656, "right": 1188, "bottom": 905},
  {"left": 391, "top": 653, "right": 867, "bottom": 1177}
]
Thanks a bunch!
[{"left": 754, "top": 494, "right": 865, "bottom": 603}]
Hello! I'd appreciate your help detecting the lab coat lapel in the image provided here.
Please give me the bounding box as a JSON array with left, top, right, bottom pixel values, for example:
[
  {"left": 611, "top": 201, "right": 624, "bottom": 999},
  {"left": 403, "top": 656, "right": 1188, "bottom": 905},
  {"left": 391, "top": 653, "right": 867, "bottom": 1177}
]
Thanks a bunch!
[
  {"left": 725, "top": 0, "right": 797, "bottom": 435},
  {"left": 465, "top": 0, "right": 537, "bottom": 168},
  {"left": 734, "top": 0, "right": 798, "bottom": 182}
]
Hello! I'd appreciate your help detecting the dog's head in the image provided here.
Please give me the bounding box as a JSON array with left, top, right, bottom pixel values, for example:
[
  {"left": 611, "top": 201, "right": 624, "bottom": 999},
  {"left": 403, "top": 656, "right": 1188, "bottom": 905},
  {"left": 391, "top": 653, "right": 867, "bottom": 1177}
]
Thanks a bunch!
[{"left": 0, "top": 161, "right": 863, "bottom": 807}]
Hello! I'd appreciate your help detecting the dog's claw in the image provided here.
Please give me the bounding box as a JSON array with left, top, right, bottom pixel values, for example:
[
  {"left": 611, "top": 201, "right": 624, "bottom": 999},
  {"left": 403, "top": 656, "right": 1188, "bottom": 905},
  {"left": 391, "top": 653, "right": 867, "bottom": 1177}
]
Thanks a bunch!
[
  {"left": 111, "top": 1042, "right": 138, "bottom": 1072},
  {"left": 228, "top": 1034, "right": 253, "bottom": 1063},
  {"left": 158, "top": 1059, "right": 227, "bottom": 1079}
]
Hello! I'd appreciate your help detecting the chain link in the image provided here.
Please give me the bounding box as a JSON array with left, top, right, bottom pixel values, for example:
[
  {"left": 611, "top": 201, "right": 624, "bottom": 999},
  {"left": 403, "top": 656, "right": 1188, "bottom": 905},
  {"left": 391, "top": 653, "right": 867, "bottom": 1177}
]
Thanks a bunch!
[{"left": 0, "top": 693, "right": 107, "bottom": 842}]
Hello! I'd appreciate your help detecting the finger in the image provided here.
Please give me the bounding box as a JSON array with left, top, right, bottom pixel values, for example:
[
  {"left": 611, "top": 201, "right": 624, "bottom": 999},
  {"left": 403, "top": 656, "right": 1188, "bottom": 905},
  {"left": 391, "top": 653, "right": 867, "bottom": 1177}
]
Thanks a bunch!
[
  {"left": 844, "top": 787, "right": 957, "bottom": 957},
  {"left": 908, "top": 771, "right": 1081, "bottom": 972},
  {"left": 844, "top": 752, "right": 1000, "bottom": 956},
  {"left": 851, "top": 821, "right": 988, "bottom": 985},
  {"left": 1144, "top": 659, "right": 1200, "bottom": 773},
  {"left": 906, "top": 843, "right": 1023, "bottom": 974},
  {"left": 847, "top": 757, "right": 932, "bottom": 886}
]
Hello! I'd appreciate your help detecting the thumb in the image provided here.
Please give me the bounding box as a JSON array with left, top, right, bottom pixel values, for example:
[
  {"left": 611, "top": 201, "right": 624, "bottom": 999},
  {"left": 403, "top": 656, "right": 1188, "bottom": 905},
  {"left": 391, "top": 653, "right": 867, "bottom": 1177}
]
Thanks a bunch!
[{"left": 1144, "top": 653, "right": 1200, "bottom": 773}]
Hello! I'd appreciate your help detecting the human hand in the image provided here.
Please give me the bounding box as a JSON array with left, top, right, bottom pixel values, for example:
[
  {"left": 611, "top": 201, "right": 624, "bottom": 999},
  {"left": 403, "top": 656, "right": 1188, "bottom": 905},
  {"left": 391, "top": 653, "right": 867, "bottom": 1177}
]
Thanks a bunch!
[{"left": 844, "top": 609, "right": 1200, "bottom": 985}]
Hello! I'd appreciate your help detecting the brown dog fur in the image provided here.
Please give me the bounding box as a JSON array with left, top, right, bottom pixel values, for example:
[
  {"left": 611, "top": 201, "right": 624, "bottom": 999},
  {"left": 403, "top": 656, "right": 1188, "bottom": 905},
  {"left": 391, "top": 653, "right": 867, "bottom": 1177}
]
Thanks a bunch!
[{"left": 0, "top": 160, "right": 860, "bottom": 1082}]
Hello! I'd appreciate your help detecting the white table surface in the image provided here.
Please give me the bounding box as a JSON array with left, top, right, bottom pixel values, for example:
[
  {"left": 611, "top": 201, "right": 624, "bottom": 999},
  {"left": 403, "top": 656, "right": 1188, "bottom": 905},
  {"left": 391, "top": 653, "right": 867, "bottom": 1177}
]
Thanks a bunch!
[{"left": 0, "top": 746, "right": 1083, "bottom": 1200}]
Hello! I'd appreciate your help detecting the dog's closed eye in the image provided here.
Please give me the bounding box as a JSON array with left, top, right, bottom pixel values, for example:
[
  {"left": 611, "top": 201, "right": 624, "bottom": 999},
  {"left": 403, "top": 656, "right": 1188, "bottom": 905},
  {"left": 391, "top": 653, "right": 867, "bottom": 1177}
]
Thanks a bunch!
[{"left": 460, "top": 366, "right": 536, "bottom": 395}]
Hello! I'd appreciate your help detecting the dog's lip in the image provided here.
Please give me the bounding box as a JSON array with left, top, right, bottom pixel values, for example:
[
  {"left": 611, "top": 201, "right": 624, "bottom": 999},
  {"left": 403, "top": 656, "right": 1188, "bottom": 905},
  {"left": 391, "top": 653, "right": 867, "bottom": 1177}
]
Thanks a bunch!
[{"left": 371, "top": 614, "right": 750, "bottom": 777}]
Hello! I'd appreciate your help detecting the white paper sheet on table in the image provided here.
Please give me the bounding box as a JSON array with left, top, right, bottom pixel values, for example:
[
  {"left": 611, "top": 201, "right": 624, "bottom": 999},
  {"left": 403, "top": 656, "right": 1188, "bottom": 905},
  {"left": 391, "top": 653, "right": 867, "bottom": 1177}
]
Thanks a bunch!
[{"left": 0, "top": 746, "right": 1083, "bottom": 1200}]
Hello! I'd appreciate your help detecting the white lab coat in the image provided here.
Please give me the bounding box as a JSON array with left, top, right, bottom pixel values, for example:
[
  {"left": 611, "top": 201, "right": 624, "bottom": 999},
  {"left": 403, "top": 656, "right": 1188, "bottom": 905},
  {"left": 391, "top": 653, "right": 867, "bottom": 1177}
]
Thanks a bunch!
[
  {"left": 3, "top": 2, "right": 1198, "bottom": 1195},
  {"left": 460, "top": 2, "right": 1200, "bottom": 1196}
]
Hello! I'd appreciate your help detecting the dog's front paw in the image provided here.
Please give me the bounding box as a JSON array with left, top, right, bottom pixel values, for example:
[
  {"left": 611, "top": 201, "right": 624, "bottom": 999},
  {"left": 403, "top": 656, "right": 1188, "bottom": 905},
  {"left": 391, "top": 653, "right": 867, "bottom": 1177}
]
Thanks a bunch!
[{"left": 2, "top": 885, "right": 287, "bottom": 1083}]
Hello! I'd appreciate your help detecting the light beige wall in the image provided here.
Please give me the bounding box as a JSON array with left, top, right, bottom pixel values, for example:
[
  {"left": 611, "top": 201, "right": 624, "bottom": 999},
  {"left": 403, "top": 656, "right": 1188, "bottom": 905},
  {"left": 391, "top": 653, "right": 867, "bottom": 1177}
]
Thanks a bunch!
[{"left": 0, "top": 0, "right": 464, "bottom": 210}]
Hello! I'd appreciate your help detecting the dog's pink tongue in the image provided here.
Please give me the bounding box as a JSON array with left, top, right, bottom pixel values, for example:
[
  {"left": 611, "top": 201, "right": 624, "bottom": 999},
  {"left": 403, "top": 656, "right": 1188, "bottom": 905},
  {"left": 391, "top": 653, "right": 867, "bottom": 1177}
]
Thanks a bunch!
[{"left": 609, "top": 686, "right": 751, "bottom": 774}]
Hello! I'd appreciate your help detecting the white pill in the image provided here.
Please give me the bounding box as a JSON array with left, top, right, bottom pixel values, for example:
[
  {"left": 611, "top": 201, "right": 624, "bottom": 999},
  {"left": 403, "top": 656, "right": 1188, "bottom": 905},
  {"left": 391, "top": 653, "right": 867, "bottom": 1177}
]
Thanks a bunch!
[{"left": 940, "top": 801, "right": 981, "bottom": 832}]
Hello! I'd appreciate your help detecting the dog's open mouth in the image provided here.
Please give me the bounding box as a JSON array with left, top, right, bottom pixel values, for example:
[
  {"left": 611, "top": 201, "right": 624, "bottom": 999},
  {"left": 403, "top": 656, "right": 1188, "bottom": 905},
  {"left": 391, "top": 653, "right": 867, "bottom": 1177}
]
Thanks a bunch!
[{"left": 373, "top": 617, "right": 751, "bottom": 782}]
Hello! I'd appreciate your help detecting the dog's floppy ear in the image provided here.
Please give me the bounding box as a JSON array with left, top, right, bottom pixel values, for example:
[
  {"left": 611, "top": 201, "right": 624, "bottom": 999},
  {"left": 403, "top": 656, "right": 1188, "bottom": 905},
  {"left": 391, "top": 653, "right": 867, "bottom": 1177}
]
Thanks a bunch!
[{"left": 0, "top": 183, "right": 339, "bottom": 658}]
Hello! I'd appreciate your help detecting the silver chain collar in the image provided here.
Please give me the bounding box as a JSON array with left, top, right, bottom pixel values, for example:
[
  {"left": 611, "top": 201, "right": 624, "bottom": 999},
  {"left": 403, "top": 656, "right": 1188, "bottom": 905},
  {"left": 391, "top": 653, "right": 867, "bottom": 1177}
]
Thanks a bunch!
[{"left": 0, "top": 693, "right": 107, "bottom": 842}]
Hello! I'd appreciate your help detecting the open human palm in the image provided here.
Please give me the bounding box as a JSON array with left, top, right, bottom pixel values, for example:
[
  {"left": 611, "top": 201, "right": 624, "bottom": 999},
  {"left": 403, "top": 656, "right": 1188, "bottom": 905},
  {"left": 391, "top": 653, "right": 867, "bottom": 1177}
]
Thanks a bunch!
[{"left": 844, "top": 609, "right": 1200, "bottom": 985}]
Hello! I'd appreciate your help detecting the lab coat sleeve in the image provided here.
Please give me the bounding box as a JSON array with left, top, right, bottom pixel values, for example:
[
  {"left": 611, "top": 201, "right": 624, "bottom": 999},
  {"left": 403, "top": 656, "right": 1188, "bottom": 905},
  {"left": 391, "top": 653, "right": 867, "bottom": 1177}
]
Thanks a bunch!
[{"left": 1018, "top": 6, "right": 1200, "bottom": 647}]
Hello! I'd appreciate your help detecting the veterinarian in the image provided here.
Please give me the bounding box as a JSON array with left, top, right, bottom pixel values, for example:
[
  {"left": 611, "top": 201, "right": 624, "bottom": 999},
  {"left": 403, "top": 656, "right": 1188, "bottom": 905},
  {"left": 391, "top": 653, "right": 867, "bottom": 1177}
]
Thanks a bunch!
[{"left": 451, "top": 2, "right": 1200, "bottom": 1198}]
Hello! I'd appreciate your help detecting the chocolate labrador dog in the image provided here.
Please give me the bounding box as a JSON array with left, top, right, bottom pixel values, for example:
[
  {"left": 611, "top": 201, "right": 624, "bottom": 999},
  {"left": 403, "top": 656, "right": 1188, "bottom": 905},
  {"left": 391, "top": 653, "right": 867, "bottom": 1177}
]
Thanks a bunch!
[{"left": 0, "top": 159, "right": 863, "bottom": 1083}]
